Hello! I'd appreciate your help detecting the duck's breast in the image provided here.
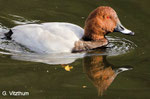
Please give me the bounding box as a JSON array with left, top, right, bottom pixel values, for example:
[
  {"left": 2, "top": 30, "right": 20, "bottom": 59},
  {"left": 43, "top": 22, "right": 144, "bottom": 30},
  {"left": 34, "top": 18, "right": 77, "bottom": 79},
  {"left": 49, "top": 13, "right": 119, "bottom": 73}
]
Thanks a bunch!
[{"left": 11, "top": 22, "right": 84, "bottom": 53}]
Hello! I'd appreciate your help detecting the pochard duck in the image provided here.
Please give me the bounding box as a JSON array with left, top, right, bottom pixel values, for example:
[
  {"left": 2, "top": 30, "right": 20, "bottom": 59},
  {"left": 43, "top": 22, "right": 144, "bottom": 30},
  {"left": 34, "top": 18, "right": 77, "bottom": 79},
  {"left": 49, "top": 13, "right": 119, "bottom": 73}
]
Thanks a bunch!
[{"left": 4, "top": 6, "right": 134, "bottom": 53}]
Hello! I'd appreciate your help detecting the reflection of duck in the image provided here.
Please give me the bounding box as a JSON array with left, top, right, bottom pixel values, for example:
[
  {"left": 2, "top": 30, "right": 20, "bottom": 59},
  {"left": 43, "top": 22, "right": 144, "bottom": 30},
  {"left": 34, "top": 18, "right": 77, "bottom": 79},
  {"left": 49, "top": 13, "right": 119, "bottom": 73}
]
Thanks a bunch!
[
  {"left": 83, "top": 52, "right": 132, "bottom": 96},
  {"left": 4, "top": 6, "right": 134, "bottom": 53}
]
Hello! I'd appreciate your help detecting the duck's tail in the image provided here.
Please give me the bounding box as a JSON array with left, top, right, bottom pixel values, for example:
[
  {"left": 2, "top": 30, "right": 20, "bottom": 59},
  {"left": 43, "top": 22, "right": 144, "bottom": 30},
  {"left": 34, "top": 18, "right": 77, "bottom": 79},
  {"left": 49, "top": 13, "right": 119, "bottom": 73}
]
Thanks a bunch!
[{"left": 3, "top": 29, "right": 13, "bottom": 40}]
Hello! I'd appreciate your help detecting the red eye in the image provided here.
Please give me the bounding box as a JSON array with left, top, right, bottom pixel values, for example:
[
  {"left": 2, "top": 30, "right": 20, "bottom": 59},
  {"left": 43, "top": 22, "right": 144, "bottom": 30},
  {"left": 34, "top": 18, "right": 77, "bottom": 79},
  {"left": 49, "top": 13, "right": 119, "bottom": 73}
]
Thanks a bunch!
[{"left": 107, "top": 16, "right": 110, "bottom": 19}]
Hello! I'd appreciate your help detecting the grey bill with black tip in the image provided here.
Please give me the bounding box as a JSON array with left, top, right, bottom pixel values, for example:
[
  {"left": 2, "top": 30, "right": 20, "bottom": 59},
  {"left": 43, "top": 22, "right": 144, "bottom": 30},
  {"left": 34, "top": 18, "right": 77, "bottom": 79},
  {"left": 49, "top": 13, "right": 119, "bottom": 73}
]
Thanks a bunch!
[{"left": 114, "top": 22, "right": 134, "bottom": 35}]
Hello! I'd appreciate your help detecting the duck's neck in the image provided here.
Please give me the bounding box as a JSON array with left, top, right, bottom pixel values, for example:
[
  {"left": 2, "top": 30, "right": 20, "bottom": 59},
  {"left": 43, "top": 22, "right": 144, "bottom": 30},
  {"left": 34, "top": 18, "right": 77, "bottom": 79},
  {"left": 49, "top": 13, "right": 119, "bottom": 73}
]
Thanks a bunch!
[
  {"left": 83, "top": 20, "right": 107, "bottom": 41},
  {"left": 82, "top": 34, "right": 105, "bottom": 41}
]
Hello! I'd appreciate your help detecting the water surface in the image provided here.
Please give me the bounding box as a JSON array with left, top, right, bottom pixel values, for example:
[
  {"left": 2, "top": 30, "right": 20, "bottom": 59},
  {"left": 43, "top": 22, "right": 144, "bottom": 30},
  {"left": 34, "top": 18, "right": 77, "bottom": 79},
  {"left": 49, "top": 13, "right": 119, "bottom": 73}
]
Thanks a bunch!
[{"left": 0, "top": 0, "right": 150, "bottom": 98}]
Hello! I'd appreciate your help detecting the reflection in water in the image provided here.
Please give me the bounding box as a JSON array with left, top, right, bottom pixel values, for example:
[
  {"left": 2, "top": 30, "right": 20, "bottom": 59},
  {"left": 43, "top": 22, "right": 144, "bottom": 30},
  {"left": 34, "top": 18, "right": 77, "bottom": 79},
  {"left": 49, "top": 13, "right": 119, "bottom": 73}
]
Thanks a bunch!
[{"left": 83, "top": 51, "right": 133, "bottom": 96}]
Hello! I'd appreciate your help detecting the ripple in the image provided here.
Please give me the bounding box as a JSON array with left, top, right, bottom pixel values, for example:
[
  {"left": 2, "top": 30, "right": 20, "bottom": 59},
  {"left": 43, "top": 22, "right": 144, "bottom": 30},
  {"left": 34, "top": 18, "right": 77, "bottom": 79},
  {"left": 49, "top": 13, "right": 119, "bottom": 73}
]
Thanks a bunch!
[
  {"left": 105, "top": 36, "right": 137, "bottom": 56},
  {"left": 8, "top": 14, "right": 40, "bottom": 25}
]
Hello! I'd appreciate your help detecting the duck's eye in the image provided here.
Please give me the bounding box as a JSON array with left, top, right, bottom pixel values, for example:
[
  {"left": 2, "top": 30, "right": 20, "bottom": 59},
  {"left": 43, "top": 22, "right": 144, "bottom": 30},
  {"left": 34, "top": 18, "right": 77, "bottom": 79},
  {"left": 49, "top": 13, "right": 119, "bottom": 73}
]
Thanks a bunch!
[{"left": 107, "top": 16, "right": 110, "bottom": 19}]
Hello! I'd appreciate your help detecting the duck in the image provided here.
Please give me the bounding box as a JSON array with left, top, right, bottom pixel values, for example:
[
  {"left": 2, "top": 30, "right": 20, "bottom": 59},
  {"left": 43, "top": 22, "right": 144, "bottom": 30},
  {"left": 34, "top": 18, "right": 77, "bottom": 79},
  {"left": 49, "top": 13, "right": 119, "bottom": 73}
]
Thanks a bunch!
[{"left": 4, "top": 6, "right": 134, "bottom": 53}]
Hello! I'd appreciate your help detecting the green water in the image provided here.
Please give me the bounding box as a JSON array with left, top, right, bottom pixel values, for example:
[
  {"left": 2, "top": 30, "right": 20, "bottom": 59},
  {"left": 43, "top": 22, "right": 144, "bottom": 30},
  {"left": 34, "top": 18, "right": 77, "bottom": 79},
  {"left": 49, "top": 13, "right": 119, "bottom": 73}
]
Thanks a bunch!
[{"left": 0, "top": 0, "right": 150, "bottom": 99}]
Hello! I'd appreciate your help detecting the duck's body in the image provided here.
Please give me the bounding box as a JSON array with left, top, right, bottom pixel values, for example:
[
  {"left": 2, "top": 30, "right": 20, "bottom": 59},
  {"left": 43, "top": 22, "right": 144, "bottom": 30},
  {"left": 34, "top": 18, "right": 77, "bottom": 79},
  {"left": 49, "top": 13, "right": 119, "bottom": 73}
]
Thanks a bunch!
[
  {"left": 4, "top": 6, "right": 134, "bottom": 53},
  {"left": 10, "top": 22, "right": 84, "bottom": 53}
]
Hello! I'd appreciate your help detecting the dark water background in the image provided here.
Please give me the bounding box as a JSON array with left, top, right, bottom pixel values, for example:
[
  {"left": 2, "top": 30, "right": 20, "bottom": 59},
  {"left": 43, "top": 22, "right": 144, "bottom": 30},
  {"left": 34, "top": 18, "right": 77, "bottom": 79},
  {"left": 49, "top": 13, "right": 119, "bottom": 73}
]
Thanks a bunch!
[{"left": 0, "top": 0, "right": 150, "bottom": 98}]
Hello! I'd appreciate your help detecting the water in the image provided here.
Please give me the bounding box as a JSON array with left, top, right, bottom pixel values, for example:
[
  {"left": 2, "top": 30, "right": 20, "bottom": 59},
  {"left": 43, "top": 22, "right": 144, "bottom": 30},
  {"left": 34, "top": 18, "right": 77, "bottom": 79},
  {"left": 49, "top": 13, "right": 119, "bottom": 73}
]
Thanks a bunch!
[{"left": 0, "top": 0, "right": 150, "bottom": 98}]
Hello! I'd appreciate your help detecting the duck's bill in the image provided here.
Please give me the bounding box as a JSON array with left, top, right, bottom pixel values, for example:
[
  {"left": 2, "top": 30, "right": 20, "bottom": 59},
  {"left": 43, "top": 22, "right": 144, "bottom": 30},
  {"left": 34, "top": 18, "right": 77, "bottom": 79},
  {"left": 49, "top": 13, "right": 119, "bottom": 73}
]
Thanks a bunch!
[
  {"left": 115, "top": 66, "right": 133, "bottom": 75},
  {"left": 114, "top": 23, "right": 134, "bottom": 35}
]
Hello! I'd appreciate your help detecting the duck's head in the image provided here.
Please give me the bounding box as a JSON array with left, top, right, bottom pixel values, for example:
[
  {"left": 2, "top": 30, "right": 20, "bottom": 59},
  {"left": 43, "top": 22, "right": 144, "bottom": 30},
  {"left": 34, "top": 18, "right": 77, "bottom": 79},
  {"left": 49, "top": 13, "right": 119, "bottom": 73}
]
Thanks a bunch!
[{"left": 83, "top": 6, "right": 134, "bottom": 41}]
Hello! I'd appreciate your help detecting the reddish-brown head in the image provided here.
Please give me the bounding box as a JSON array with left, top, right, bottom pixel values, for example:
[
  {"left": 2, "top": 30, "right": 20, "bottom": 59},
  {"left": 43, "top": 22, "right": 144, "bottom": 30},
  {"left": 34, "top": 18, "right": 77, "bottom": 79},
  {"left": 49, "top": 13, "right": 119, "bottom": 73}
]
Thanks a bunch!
[{"left": 83, "top": 6, "right": 134, "bottom": 41}]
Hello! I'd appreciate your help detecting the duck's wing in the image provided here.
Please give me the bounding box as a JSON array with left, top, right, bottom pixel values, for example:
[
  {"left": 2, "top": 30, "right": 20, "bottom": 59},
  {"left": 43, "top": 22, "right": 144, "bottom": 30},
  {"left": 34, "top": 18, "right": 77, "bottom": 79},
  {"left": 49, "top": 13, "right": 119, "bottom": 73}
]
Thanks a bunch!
[
  {"left": 11, "top": 22, "right": 84, "bottom": 53},
  {"left": 72, "top": 39, "right": 108, "bottom": 52}
]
